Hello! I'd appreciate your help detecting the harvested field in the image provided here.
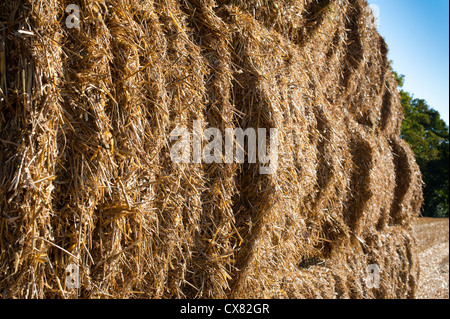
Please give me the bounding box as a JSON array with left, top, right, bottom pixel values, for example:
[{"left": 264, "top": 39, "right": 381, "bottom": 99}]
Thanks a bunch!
[
  {"left": 0, "top": 0, "right": 423, "bottom": 299},
  {"left": 413, "top": 218, "right": 449, "bottom": 299}
]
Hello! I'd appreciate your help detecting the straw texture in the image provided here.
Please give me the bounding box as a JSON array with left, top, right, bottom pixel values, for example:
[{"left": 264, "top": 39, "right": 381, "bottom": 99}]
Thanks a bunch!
[{"left": 0, "top": 0, "right": 422, "bottom": 299}]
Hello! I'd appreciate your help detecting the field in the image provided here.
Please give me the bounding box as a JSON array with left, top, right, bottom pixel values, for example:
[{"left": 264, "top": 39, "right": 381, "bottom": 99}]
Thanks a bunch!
[{"left": 413, "top": 218, "right": 449, "bottom": 299}]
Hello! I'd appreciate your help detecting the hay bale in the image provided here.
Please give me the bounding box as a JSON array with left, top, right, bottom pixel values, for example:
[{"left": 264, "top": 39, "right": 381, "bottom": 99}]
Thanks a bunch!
[{"left": 0, "top": 0, "right": 422, "bottom": 299}]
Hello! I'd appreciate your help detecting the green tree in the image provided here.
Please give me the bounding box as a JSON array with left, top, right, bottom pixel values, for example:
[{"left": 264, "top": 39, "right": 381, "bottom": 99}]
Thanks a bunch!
[{"left": 393, "top": 70, "right": 449, "bottom": 218}]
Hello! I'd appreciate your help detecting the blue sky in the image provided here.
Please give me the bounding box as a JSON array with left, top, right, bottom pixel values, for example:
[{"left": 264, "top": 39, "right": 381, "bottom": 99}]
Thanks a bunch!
[{"left": 369, "top": 0, "right": 449, "bottom": 125}]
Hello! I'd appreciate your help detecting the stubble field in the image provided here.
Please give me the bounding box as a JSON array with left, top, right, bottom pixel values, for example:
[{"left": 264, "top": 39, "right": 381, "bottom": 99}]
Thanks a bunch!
[{"left": 413, "top": 218, "right": 449, "bottom": 299}]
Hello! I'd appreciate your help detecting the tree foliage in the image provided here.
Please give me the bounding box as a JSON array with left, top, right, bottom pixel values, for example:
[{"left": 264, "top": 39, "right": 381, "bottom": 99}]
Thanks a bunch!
[{"left": 393, "top": 70, "right": 449, "bottom": 217}]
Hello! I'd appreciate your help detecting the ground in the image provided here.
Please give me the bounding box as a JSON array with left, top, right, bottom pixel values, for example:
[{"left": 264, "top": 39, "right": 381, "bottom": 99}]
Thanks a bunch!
[{"left": 412, "top": 217, "right": 449, "bottom": 299}]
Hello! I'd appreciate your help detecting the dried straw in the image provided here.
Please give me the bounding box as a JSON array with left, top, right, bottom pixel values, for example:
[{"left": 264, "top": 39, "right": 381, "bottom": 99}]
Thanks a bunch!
[{"left": 0, "top": 0, "right": 422, "bottom": 299}]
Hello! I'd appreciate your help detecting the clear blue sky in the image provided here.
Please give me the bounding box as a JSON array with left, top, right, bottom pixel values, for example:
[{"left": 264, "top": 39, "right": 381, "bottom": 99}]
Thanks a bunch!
[{"left": 369, "top": 0, "right": 449, "bottom": 125}]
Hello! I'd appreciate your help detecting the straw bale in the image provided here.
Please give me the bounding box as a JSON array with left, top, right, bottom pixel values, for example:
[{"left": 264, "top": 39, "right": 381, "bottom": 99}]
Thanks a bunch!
[{"left": 0, "top": 0, "right": 422, "bottom": 299}]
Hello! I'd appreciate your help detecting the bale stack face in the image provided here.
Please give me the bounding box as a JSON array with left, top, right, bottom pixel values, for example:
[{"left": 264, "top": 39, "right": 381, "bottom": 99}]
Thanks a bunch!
[{"left": 0, "top": 0, "right": 422, "bottom": 299}]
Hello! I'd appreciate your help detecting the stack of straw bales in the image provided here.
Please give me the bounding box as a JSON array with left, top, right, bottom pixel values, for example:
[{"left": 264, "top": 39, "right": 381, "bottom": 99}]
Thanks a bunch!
[{"left": 0, "top": 0, "right": 423, "bottom": 298}]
